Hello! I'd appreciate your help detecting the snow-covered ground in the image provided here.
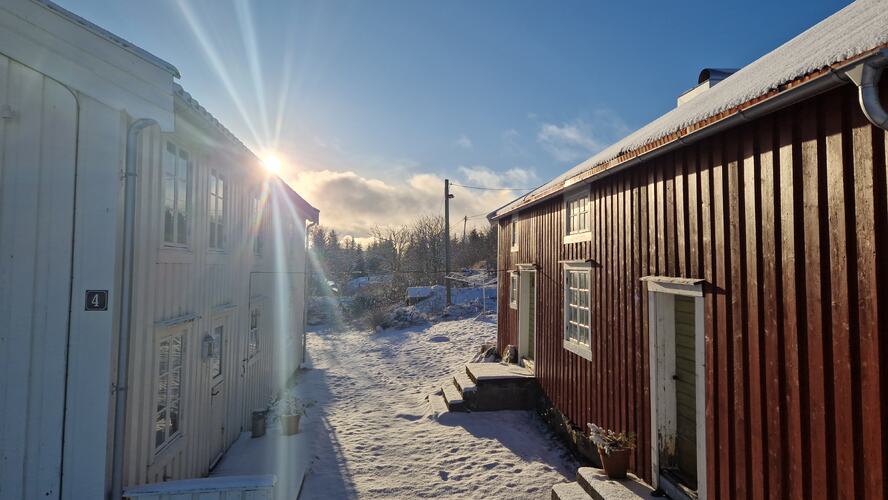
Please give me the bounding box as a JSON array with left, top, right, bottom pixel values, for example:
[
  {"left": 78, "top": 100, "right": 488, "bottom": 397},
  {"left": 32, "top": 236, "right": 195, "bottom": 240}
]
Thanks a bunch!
[{"left": 295, "top": 317, "right": 578, "bottom": 499}]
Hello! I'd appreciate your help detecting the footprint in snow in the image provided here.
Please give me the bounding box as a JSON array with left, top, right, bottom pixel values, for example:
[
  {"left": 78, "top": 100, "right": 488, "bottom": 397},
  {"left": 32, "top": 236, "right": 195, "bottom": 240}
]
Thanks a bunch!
[
  {"left": 438, "top": 471, "right": 449, "bottom": 480},
  {"left": 428, "top": 336, "right": 450, "bottom": 343},
  {"left": 394, "top": 413, "right": 422, "bottom": 421}
]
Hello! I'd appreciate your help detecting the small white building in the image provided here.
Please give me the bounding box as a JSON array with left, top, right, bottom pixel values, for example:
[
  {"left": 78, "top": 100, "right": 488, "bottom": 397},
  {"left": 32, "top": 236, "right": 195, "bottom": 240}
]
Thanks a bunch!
[{"left": 0, "top": 1, "right": 318, "bottom": 499}]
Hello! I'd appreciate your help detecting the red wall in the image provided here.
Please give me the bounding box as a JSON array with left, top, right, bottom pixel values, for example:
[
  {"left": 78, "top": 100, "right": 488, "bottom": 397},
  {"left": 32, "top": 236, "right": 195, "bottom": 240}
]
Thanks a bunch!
[{"left": 496, "top": 84, "right": 888, "bottom": 499}]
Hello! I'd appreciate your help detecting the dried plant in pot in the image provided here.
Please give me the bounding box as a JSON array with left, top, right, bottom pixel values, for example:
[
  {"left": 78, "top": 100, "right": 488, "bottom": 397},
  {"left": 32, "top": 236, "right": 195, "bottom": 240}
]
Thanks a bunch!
[
  {"left": 273, "top": 395, "right": 315, "bottom": 436},
  {"left": 588, "top": 423, "right": 637, "bottom": 479}
]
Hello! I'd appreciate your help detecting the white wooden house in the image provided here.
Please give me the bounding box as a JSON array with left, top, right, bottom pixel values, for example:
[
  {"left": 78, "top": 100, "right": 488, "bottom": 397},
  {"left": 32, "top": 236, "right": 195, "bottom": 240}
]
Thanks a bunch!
[{"left": 0, "top": 1, "right": 318, "bottom": 498}]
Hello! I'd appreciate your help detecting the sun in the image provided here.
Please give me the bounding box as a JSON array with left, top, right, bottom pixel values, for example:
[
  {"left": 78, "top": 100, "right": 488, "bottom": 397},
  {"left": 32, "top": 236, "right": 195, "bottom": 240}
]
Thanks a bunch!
[{"left": 262, "top": 153, "right": 282, "bottom": 174}]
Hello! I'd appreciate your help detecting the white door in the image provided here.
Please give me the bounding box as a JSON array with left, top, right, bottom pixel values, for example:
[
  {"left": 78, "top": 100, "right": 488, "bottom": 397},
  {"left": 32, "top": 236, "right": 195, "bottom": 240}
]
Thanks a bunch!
[
  {"left": 518, "top": 270, "right": 536, "bottom": 368},
  {"left": 647, "top": 279, "right": 707, "bottom": 500},
  {"left": 0, "top": 55, "right": 78, "bottom": 498}
]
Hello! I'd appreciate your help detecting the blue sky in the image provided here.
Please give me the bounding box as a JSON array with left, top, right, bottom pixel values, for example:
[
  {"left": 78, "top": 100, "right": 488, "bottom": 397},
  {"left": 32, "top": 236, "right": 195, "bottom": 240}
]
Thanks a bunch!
[{"left": 57, "top": 0, "right": 851, "bottom": 238}]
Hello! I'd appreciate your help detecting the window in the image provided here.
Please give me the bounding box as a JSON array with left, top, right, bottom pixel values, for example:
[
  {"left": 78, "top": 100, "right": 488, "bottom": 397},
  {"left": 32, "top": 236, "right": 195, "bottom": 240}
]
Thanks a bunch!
[
  {"left": 163, "top": 143, "right": 192, "bottom": 246},
  {"left": 510, "top": 215, "right": 519, "bottom": 252},
  {"left": 252, "top": 196, "right": 264, "bottom": 256},
  {"left": 210, "top": 325, "right": 223, "bottom": 380},
  {"left": 208, "top": 171, "right": 226, "bottom": 250},
  {"left": 248, "top": 308, "right": 260, "bottom": 359},
  {"left": 566, "top": 193, "right": 589, "bottom": 234},
  {"left": 509, "top": 272, "right": 519, "bottom": 309},
  {"left": 154, "top": 331, "right": 184, "bottom": 451},
  {"left": 563, "top": 263, "right": 592, "bottom": 357}
]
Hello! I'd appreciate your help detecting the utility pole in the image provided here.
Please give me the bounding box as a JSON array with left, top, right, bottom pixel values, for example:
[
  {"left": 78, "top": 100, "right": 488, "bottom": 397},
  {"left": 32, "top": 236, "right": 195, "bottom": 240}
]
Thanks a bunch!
[
  {"left": 463, "top": 215, "right": 468, "bottom": 243},
  {"left": 444, "top": 179, "right": 453, "bottom": 306}
]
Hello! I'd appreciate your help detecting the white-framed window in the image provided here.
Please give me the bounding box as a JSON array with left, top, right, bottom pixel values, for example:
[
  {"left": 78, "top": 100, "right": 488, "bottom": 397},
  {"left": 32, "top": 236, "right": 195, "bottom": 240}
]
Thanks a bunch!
[
  {"left": 252, "top": 195, "right": 264, "bottom": 256},
  {"left": 154, "top": 329, "right": 185, "bottom": 451},
  {"left": 563, "top": 262, "right": 592, "bottom": 359},
  {"left": 210, "top": 324, "right": 223, "bottom": 380},
  {"left": 564, "top": 192, "right": 590, "bottom": 235},
  {"left": 163, "top": 142, "right": 192, "bottom": 246},
  {"left": 509, "top": 272, "right": 519, "bottom": 309},
  {"left": 510, "top": 215, "right": 519, "bottom": 252},
  {"left": 208, "top": 171, "right": 226, "bottom": 250},
  {"left": 248, "top": 308, "right": 260, "bottom": 359}
]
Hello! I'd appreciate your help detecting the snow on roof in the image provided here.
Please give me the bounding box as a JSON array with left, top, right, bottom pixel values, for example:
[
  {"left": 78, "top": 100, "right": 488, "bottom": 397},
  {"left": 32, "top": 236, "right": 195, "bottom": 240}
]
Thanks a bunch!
[
  {"left": 34, "top": 0, "right": 180, "bottom": 77},
  {"left": 492, "top": 0, "right": 888, "bottom": 219}
]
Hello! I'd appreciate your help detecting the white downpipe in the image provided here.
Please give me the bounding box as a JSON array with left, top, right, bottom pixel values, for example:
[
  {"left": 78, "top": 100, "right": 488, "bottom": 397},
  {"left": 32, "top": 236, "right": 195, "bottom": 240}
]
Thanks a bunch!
[{"left": 111, "top": 118, "right": 156, "bottom": 500}]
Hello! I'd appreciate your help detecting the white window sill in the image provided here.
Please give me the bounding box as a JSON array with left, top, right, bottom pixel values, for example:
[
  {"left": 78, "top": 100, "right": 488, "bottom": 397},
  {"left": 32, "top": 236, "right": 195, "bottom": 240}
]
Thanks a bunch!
[
  {"left": 158, "top": 247, "right": 194, "bottom": 264},
  {"left": 563, "top": 231, "right": 592, "bottom": 244},
  {"left": 563, "top": 339, "right": 593, "bottom": 361}
]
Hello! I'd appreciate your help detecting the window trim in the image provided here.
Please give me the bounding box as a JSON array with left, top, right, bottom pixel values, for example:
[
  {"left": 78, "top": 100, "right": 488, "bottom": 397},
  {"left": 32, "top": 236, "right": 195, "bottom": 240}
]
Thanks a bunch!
[
  {"left": 562, "top": 261, "right": 592, "bottom": 361},
  {"left": 162, "top": 141, "right": 193, "bottom": 248},
  {"left": 510, "top": 215, "right": 519, "bottom": 252},
  {"left": 509, "top": 271, "right": 519, "bottom": 310},
  {"left": 563, "top": 189, "right": 592, "bottom": 244},
  {"left": 247, "top": 307, "right": 261, "bottom": 361},
  {"left": 153, "top": 326, "right": 187, "bottom": 455}
]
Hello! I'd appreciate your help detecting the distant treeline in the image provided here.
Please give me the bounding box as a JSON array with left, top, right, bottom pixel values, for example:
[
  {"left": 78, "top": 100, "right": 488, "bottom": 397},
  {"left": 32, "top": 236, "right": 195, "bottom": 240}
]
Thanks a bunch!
[{"left": 308, "top": 215, "right": 496, "bottom": 295}]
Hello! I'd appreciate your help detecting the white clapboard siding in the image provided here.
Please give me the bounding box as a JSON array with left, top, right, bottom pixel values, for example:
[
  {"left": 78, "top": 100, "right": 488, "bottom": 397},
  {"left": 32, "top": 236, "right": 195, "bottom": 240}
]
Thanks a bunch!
[
  {"left": 122, "top": 103, "right": 309, "bottom": 488},
  {"left": 0, "top": 55, "right": 78, "bottom": 499}
]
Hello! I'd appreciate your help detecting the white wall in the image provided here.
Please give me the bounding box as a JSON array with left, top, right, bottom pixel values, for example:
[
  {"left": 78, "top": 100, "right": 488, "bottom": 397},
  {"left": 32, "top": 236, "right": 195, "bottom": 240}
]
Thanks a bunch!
[{"left": 0, "top": 54, "right": 78, "bottom": 500}]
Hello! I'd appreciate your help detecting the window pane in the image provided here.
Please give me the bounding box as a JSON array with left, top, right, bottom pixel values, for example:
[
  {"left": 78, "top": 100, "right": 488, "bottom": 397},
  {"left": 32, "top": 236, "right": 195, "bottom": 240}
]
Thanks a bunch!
[
  {"left": 171, "top": 337, "right": 182, "bottom": 368},
  {"left": 155, "top": 412, "right": 166, "bottom": 447},
  {"left": 156, "top": 373, "right": 167, "bottom": 413},
  {"left": 158, "top": 339, "right": 170, "bottom": 374}
]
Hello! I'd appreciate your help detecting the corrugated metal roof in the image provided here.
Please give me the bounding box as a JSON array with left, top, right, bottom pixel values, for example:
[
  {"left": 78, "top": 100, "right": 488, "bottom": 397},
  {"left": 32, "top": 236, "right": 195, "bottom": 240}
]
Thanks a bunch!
[
  {"left": 491, "top": 0, "right": 888, "bottom": 219},
  {"left": 33, "top": 0, "right": 180, "bottom": 77}
]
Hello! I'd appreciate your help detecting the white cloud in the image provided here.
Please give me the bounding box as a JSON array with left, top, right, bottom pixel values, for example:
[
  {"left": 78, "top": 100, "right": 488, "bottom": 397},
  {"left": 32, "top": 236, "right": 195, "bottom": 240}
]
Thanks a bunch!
[
  {"left": 285, "top": 166, "right": 528, "bottom": 240},
  {"left": 536, "top": 111, "right": 629, "bottom": 163},
  {"left": 454, "top": 134, "right": 473, "bottom": 149},
  {"left": 457, "top": 165, "right": 537, "bottom": 190}
]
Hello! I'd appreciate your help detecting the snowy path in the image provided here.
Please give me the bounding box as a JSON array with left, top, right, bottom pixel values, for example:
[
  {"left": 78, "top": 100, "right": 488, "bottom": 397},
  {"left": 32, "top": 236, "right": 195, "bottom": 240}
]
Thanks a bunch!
[{"left": 296, "top": 317, "right": 578, "bottom": 500}]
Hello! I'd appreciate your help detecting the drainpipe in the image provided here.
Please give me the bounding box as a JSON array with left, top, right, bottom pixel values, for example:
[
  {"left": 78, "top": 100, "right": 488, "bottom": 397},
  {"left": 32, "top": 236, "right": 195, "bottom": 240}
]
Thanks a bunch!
[
  {"left": 301, "top": 220, "right": 316, "bottom": 368},
  {"left": 111, "top": 118, "right": 156, "bottom": 500},
  {"left": 845, "top": 49, "right": 888, "bottom": 131}
]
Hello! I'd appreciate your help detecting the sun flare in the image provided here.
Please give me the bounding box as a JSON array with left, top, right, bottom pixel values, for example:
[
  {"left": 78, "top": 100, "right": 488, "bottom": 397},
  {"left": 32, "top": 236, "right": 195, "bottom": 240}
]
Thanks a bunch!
[{"left": 262, "top": 153, "right": 282, "bottom": 174}]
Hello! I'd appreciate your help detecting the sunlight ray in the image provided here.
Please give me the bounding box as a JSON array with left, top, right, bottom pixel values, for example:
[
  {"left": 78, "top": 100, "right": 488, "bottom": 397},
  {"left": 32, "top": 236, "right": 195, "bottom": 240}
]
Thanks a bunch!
[
  {"left": 233, "top": 0, "right": 272, "bottom": 142},
  {"left": 175, "top": 0, "right": 264, "bottom": 147}
]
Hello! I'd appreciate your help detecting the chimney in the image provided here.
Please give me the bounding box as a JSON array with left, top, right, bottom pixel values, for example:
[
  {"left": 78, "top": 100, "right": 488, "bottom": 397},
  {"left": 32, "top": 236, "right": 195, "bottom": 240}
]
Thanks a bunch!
[{"left": 677, "top": 68, "right": 738, "bottom": 107}]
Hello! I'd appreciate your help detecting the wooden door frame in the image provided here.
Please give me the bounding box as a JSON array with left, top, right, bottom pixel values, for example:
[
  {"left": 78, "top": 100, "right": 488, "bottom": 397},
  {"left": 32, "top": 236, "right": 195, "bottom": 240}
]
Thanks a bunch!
[
  {"left": 517, "top": 265, "right": 537, "bottom": 369},
  {"left": 643, "top": 276, "right": 707, "bottom": 500}
]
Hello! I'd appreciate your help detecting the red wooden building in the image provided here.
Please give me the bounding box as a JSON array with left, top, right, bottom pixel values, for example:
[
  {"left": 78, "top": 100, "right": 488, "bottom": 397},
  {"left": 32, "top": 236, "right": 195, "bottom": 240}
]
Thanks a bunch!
[{"left": 489, "top": 2, "right": 888, "bottom": 499}]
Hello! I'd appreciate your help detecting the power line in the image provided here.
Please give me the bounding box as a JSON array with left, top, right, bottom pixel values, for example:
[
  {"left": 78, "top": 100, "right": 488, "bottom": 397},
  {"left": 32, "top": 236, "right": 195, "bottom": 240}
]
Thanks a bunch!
[{"left": 449, "top": 183, "right": 536, "bottom": 192}]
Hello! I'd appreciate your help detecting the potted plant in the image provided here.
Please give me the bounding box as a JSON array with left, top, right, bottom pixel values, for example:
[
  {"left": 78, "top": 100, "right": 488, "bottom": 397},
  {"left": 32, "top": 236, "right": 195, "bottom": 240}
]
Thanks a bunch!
[
  {"left": 274, "top": 396, "right": 314, "bottom": 436},
  {"left": 588, "top": 423, "right": 636, "bottom": 479}
]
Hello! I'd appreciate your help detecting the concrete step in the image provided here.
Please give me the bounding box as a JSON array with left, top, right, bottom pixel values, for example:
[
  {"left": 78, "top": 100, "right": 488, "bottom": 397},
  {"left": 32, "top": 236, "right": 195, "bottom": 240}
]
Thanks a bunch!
[
  {"left": 441, "top": 381, "right": 466, "bottom": 411},
  {"left": 551, "top": 481, "right": 591, "bottom": 500},
  {"left": 453, "top": 371, "right": 476, "bottom": 394},
  {"left": 576, "top": 467, "right": 654, "bottom": 500}
]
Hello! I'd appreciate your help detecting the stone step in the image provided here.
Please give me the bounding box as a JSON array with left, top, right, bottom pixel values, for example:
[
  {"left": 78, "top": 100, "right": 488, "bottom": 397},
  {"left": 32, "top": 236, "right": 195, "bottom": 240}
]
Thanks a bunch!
[
  {"left": 453, "top": 371, "right": 476, "bottom": 394},
  {"left": 576, "top": 467, "right": 654, "bottom": 500},
  {"left": 465, "top": 362, "right": 534, "bottom": 383},
  {"left": 551, "top": 481, "right": 591, "bottom": 500},
  {"left": 428, "top": 392, "right": 449, "bottom": 415},
  {"left": 441, "top": 381, "right": 466, "bottom": 411}
]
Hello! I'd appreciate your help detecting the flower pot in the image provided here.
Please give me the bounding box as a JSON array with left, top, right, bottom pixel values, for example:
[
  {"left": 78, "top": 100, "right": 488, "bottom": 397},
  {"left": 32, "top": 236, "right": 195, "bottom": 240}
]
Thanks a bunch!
[
  {"left": 598, "top": 447, "right": 631, "bottom": 479},
  {"left": 280, "top": 414, "right": 301, "bottom": 435}
]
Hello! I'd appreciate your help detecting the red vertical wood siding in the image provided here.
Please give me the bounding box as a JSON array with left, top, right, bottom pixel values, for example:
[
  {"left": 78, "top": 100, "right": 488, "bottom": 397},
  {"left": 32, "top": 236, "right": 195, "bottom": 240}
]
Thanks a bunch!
[{"left": 495, "top": 83, "right": 888, "bottom": 498}]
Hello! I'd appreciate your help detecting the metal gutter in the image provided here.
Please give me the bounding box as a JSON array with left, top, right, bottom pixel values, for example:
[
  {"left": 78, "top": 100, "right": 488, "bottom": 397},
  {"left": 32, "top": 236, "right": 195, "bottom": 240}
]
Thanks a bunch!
[
  {"left": 845, "top": 49, "right": 888, "bottom": 131},
  {"left": 488, "top": 49, "right": 887, "bottom": 221},
  {"left": 111, "top": 118, "right": 157, "bottom": 500}
]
